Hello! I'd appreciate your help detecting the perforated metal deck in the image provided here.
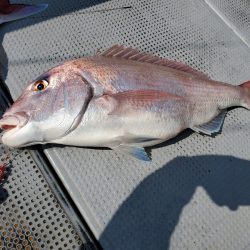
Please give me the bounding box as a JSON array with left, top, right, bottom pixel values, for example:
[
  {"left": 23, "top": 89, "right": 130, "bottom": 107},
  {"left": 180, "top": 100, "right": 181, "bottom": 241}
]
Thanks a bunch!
[{"left": 1, "top": 1, "right": 250, "bottom": 250}]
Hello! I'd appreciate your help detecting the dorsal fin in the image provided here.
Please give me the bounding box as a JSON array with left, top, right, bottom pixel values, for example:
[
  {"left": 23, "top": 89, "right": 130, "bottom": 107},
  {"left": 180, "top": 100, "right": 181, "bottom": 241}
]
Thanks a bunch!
[{"left": 100, "top": 45, "right": 210, "bottom": 80}]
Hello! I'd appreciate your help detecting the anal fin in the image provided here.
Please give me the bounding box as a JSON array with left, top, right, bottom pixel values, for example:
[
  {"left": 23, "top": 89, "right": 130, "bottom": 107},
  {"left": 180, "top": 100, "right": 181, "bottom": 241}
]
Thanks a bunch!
[
  {"left": 111, "top": 145, "right": 151, "bottom": 161},
  {"left": 191, "top": 110, "right": 227, "bottom": 135}
]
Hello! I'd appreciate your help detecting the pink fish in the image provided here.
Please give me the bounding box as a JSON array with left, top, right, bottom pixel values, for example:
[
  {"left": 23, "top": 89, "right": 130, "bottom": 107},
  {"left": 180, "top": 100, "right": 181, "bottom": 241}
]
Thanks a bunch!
[
  {"left": 0, "top": 0, "right": 47, "bottom": 24},
  {"left": 0, "top": 45, "right": 249, "bottom": 161}
]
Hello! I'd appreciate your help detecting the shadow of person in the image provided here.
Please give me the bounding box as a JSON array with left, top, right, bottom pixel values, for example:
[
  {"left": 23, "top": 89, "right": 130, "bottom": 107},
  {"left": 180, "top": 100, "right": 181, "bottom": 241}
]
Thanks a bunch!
[{"left": 100, "top": 155, "right": 250, "bottom": 250}]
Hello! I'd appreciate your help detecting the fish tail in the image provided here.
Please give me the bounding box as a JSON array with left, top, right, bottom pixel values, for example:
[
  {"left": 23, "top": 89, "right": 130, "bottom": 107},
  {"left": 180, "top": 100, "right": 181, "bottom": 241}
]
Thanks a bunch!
[{"left": 240, "top": 80, "right": 250, "bottom": 110}]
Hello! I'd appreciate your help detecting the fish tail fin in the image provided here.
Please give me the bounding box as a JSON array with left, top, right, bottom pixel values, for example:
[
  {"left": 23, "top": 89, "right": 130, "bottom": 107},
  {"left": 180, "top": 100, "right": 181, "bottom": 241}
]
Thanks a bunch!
[{"left": 240, "top": 80, "right": 250, "bottom": 110}]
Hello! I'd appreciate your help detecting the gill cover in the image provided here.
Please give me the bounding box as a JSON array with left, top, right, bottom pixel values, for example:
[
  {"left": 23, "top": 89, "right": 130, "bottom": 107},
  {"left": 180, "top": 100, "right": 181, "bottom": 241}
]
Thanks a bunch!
[{"left": 41, "top": 74, "right": 92, "bottom": 142}]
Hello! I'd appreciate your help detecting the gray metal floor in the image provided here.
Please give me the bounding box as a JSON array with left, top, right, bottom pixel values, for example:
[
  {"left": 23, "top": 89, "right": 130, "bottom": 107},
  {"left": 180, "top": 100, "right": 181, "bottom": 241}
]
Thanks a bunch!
[{"left": 1, "top": 0, "right": 250, "bottom": 249}]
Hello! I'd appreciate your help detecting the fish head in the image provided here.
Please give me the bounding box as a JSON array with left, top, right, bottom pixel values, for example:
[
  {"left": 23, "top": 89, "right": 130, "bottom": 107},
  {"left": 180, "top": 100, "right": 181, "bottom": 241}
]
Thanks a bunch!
[{"left": 0, "top": 63, "right": 92, "bottom": 147}]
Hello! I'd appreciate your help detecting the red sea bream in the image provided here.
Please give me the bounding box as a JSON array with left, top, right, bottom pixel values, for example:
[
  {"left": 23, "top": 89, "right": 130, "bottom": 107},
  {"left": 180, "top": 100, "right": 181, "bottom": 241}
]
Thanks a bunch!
[{"left": 0, "top": 45, "right": 250, "bottom": 160}]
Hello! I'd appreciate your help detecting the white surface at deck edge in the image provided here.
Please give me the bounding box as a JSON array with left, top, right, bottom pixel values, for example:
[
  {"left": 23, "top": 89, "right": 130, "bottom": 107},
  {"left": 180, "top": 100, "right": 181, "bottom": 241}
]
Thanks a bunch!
[{"left": 44, "top": 149, "right": 104, "bottom": 238}]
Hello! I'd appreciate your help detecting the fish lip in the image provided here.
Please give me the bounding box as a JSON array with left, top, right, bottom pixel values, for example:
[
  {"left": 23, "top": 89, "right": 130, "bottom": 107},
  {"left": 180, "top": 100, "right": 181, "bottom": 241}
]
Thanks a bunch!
[{"left": 0, "top": 112, "right": 29, "bottom": 132}]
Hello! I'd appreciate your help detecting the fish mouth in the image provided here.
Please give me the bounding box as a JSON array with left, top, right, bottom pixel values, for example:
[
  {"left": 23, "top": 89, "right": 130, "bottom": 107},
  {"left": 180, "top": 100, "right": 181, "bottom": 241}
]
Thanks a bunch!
[
  {"left": 0, "top": 112, "right": 29, "bottom": 132},
  {"left": 1, "top": 124, "right": 17, "bottom": 131}
]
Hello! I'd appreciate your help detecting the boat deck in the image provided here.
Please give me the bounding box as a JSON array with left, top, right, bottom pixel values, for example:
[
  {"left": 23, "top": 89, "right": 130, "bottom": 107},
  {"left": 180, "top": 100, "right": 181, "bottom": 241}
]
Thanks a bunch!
[{"left": 1, "top": 0, "right": 250, "bottom": 249}]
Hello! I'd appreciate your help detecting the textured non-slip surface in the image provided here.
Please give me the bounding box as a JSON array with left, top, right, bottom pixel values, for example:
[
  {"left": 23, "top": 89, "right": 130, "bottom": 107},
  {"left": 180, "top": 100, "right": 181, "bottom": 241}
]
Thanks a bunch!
[
  {"left": 207, "top": 0, "right": 250, "bottom": 45},
  {"left": 1, "top": 0, "right": 250, "bottom": 249}
]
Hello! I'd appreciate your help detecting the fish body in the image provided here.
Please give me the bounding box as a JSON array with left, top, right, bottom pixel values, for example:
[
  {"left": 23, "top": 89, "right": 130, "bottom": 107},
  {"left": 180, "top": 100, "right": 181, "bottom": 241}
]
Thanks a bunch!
[
  {"left": 0, "top": 0, "right": 47, "bottom": 24},
  {"left": 52, "top": 58, "right": 237, "bottom": 146},
  {"left": 0, "top": 45, "right": 250, "bottom": 160}
]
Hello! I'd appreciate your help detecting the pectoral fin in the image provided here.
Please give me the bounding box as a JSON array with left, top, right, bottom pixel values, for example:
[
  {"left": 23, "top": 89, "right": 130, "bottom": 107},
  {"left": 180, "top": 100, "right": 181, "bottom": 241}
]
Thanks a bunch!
[
  {"left": 112, "top": 145, "right": 151, "bottom": 161},
  {"left": 107, "top": 89, "right": 181, "bottom": 115},
  {"left": 191, "top": 110, "right": 227, "bottom": 135}
]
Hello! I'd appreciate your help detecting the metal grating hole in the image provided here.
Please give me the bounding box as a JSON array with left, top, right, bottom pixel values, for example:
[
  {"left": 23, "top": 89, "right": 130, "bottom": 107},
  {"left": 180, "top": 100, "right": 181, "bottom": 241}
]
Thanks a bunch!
[{"left": 0, "top": 144, "right": 85, "bottom": 249}]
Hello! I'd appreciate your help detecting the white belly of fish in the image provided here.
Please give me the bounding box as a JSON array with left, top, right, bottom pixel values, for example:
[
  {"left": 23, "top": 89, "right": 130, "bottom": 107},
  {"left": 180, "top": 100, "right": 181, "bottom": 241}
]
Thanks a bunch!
[{"left": 52, "top": 98, "right": 190, "bottom": 148}]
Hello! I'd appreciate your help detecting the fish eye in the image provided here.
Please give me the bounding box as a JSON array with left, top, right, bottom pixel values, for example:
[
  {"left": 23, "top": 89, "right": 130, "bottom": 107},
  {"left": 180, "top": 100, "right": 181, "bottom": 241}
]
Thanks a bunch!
[{"left": 34, "top": 80, "right": 49, "bottom": 91}]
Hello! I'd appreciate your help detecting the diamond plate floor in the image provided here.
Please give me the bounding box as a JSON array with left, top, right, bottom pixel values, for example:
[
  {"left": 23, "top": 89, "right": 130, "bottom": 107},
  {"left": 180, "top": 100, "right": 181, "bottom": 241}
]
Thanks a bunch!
[{"left": 1, "top": 1, "right": 250, "bottom": 250}]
